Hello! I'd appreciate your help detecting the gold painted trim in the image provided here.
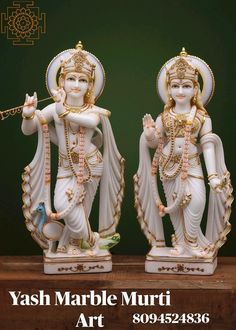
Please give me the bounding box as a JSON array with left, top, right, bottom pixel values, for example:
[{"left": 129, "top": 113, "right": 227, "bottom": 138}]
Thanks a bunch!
[
  {"left": 188, "top": 174, "right": 204, "bottom": 180},
  {"left": 146, "top": 254, "right": 217, "bottom": 263},
  {"left": 134, "top": 173, "right": 165, "bottom": 246},
  {"left": 57, "top": 174, "right": 102, "bottom": 180},
  {"left": 44, "top": 254, "right": 111, "bottom": 263},
  {"left": 98, "top": 157, "right": 125, "bottom": 236}
]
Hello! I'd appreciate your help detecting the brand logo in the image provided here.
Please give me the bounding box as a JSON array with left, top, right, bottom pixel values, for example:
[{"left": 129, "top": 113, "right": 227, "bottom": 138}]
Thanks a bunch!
[{"left": 0, "top": 0, "right": 46, "bottom": 46}]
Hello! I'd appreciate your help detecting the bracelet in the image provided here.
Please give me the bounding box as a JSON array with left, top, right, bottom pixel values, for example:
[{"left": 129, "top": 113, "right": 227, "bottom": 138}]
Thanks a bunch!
[
  {"left": 208, "top": 173, "right": 218, "bottom": 180},
  {"left": 58, "top": 110, "right": 70, "bottom": 118},
  {"left": 22, "top": 113, "right": 35, "bottom": 120}
]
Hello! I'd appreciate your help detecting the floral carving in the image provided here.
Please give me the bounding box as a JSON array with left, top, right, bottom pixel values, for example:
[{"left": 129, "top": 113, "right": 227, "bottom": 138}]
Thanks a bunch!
[
  {"left": 158, "top": 263, "right": 204, "bottom": 273},
  {"left": 58, "top": 264, "right": 105, "bottom": 273}
]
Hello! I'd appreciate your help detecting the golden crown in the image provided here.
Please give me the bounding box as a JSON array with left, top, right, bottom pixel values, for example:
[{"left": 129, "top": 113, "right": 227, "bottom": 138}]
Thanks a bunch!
[
  {"left": 166, "top": 48, "right": 198, "bottom": 83},
  {"left": 60, "top": 41, "right": 96, "bottom": 80}
]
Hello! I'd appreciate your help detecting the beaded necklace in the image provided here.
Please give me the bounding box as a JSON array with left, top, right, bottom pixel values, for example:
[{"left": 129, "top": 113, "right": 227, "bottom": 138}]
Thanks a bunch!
[
  {"left": 160, "top": 108, "right": 195, "bottom": 180},
  {"left": 151, "top": 106, "right": 196, "bottom": 215},
  {"left": 63, "top": 120, "right": 91, "bottom": 184}
]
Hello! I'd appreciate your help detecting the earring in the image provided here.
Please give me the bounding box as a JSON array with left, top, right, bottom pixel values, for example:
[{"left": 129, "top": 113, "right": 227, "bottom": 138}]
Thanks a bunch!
[
  {"left": 86, "top": 91, "right": 90, "bottom": 98},
  {"left": 169, "top": 96, "right": 173, "bottom": 101},
  {"left": 193, "top": 95, "right": 197, "bottom": 104}
]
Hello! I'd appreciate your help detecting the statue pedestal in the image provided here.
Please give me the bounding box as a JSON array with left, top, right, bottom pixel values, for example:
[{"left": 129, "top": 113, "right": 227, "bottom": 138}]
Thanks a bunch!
[
  {"left": 44, "top": 251, "right": 112, "bottom": 274},
  {"left": 145, "top": 256, "right": 217, "bottom": 275},
  {"left": 145, "top": 247, "right": 217, "bottom": 275}
]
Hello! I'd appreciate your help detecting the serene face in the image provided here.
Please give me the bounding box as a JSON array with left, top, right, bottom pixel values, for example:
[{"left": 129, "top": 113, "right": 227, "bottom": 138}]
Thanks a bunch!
[
  {"left": 169, "top": 79, "right": 196, "bottom": 106},
  {"left": 62, "top": 72, "right": 90, "bottom": 98}
]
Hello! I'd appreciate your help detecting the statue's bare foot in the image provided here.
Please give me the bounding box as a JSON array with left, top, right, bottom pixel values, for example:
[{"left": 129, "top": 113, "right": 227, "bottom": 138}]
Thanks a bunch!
[
  {"left": 199, "top": 248, "right": 214, "bottom": 258},
  {"left": 170, "top": 245, "right": 184, "bottom": 256},
  {"left": 187, "top": 246, "right": 208, "bottom": 258}
]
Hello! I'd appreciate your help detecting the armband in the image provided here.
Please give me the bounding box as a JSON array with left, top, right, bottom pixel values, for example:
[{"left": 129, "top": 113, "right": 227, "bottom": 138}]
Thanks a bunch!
[{"left": 58, "top": 110, "right": 70, "bottom": 118}]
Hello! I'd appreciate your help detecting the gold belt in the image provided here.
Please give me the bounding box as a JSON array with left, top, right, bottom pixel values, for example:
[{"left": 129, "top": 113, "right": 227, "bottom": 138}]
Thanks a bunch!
[
  {"left": 59, "top": 148, "right": 101, "bottom": 167},
  {"left": 160, "top": 152, "right": 200, "bottom": 167},
  {"left": 57, "top": 148, "right": 102, "bottom": 180}
]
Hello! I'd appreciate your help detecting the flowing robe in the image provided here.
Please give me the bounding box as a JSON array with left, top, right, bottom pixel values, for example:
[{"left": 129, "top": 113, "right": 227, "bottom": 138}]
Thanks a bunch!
[
  {"left": 134, "top": 110, "right": 233, "bottom": 255},
  {"left": 22, "top": 107, "right": 125, "bottom": 250}
]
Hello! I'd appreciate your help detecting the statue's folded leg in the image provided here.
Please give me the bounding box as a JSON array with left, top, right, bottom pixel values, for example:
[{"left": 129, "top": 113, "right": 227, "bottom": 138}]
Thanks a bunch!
[
  {"left": 54, "top": 175, "right": 101, "bottom": 253},
  {"left": 54, "top": 177, "right": 89, "bottom": 251}
]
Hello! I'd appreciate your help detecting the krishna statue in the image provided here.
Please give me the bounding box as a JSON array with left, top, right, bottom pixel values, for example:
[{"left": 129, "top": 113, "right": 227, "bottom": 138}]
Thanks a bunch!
[{"left": 21, "top": 42, "right": 124, "bottom": 274}]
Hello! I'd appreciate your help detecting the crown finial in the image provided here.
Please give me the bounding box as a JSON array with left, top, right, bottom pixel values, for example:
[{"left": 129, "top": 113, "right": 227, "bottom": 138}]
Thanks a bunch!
[
  {"left": 179, "top": 47, "right": 188, "bottom": 57},
  {"left": 76, "top": 41, "right": 83, "bottom": 50}
]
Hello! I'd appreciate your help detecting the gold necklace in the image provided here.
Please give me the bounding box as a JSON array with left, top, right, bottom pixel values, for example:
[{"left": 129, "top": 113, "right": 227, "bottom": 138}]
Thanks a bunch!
[
  {"left": 161, "top": 117, "right": 183, "bottom": 179},
  {"left": 161, "top": 108, "right": 195, "bottom": 179},
  {"left": 63, "top": 102, "right": 89, "bottom": 114}
]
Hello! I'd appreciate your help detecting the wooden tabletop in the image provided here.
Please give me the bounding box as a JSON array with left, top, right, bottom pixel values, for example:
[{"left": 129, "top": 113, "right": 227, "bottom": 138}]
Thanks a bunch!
[{"left": 0, "top": 255, "right": 235, "bottom": 289}]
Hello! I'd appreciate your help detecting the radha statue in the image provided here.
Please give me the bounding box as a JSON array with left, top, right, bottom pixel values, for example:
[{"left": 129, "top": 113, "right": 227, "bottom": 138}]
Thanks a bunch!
[
  {"left": 134, "top": 48, "right": 233, "bottom": 274},
  {"left": 21, "top": 42, "right": 124, "bottom": 274}
]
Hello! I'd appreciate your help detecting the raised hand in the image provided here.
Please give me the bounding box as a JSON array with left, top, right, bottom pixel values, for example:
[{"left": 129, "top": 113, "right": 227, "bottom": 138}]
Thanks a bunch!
[
  {"left": 52, "top": 88, "right": 66, "bottom": 104},
  {"left": 143, "top": 114, "right": 156, "bottom": 141},
  {"left": 52, "top": 88, "right": 67, "bottom": 117},
  {"left": 23, "top": 92, "right": 37, "bottom": 117}
]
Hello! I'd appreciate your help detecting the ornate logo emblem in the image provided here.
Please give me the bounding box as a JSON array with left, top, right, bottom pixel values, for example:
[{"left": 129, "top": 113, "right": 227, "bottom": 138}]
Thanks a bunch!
[{"left": 0, "top": 0, "right": 46, "bottom": 46}]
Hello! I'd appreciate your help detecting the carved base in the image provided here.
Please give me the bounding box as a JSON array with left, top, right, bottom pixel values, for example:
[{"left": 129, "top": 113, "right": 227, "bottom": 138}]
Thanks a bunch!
[
  {"left": 44, "top": 254, "right": 112, "bottom": 274},
  {"left": 145, "top": 256, "right": 217, "bottom": 275}
]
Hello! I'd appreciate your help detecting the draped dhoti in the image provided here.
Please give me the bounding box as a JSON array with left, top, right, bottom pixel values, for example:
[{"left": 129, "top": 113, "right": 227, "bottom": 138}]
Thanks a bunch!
[
  {"left": 54, "top": 148, "right": 103, "bottom": 250},
  {"left": 162, "top": 163, "right": 211, "bottom": 250}
]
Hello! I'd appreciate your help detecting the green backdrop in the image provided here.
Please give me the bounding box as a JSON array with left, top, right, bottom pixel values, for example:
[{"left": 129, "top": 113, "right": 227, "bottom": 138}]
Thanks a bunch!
[{"left": 0, "top": 0, "right": 235, "bottom": 256}]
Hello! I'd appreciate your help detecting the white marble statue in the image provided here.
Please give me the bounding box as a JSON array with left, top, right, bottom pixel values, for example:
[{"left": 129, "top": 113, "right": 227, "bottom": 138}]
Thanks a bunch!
[
  {"left": 21, "top": 42, "right": 124, "bottom": 273},
  {"left": 134, "top": 48, "right": 233, "bottom": 274}
]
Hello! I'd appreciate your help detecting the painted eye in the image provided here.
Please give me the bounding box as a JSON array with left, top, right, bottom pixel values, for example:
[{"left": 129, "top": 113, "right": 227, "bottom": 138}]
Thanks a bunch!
[
  {"left": 79, "top": 78, "right": 88, "bottom": 83},
  {"left": 171, "top": 84, "right": 179, "bottom": 88},
  {"left": 183, "top": 84, "right": 192, "bottom": 88},
  {"left": 67, "top": 77, "right": 75, "bottom": 81}
]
